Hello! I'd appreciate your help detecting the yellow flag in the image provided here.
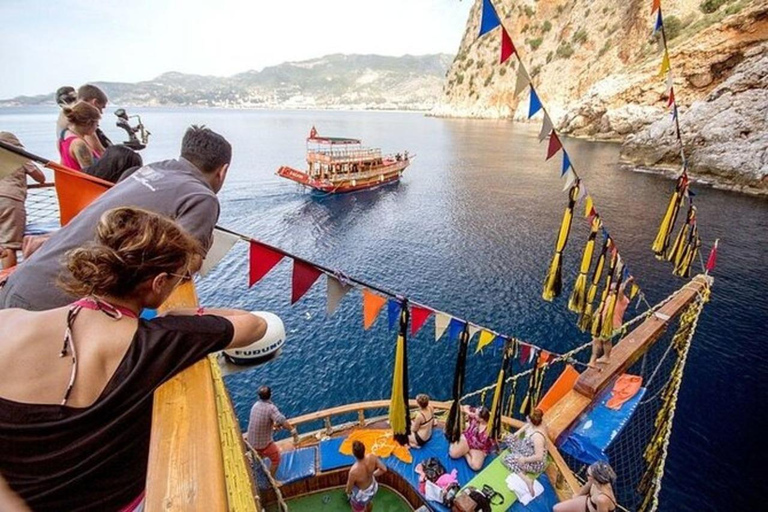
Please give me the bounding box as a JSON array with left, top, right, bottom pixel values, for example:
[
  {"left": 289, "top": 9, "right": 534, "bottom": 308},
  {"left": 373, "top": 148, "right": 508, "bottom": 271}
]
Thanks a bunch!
[
  {"left": 475, "top": 330, "right": 496, "bottom": 354},
  {"left": 584, "top": 195, "right": 594, "bottom": 218},
  {"left": 630, "top": 283, "right": 640, "bottom": 299},
  {"left": 659, "top": 50, "right": 670, "bottom": 77}
]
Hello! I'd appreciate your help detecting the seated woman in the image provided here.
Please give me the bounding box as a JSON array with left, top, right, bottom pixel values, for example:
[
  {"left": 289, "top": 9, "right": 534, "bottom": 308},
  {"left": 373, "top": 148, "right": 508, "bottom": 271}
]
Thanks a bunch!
[
  {"left": 553, "top": 461, "right": 617, "bottom": 512},
  {"left": 408, "top": 393, "right": 435, "bottom": 448},
  {"left": 449, "top": 405, "right": 494, "bottom": 470},
  {"left": 58, "top": 102, "right": 103, "bottom": 171},
  {"left": 0, "top": 207, "right": 269, "bottom": 512},
  {"left": 501, "top": 408, "right": 548, "bottom": 494},
  {"left": 84, "top": 144, "right": 143, "bottom": 183}
]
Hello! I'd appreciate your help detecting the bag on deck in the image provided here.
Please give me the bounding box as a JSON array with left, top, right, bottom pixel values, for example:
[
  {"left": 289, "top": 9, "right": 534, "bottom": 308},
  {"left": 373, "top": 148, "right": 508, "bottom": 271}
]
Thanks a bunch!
[{"left": 421, "top": 457, "right": 446, "bottom": 482}]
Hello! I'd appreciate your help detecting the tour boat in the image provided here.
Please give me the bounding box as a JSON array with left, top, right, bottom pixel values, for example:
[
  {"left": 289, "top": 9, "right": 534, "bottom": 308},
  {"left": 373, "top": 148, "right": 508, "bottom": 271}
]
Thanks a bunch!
[
  {"left": 276, "top": 127, "right": 411, "bottom": 193},
  {"left": 1, "top": 136, "right": 714, "bottom": 512}
]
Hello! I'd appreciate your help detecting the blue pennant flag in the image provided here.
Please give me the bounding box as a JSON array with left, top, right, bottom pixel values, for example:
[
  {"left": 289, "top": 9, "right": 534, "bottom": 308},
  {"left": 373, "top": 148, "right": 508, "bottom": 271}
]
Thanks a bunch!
[
  {"left": 622, "top": 266, "right": 630, "bottom": 281},
  {"left": 387, "top": 299, "right": 401, "bottom": 330},
  {"left": 479, "top": 0, "right": 502, "bottom": 37},
  {"left": 688, "top": 188, "right": 696, "bottom": 197},
  {"left": 448, "top": 318, "right": 466, "bottom": 341},
  {"left": 654, "top": 10, "right": 663, "bottom": 33},
  {"left": 672, "top": 104, "right": 678, "bottom": 120},
  {"left": 561, "top": 151, "right": 571, "bottom": 176},
  {"left": 528, "top": 88, "right": 542, "bottom": 118}
]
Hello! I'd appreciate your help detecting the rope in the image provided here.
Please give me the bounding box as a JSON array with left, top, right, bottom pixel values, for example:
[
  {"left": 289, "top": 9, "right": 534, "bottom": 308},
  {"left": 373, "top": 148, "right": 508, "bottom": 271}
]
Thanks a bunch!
[{"left": 243, "top": 439, "right": 289, "bottom": 512}]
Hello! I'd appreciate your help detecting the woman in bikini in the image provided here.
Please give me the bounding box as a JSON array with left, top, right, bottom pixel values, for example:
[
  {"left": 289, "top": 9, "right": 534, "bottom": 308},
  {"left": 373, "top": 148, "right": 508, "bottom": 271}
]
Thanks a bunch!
[
  {"left": 449, "top": 405, "right": 495, "bottom": 470},
  {"left": 553, "top": 461, "right": 618, "bottom": 512},
  {"left": 408, "top": 393, "right": 435, "bottom": 448},
  {"left": 501, "top": 408, "right": 548, "bottom": 494},
  {"left": 0, "top": 207, "right": 271, "bottom": 512},
  {"left": 58, "top": 101, "right": 103, "bottom": 171}
]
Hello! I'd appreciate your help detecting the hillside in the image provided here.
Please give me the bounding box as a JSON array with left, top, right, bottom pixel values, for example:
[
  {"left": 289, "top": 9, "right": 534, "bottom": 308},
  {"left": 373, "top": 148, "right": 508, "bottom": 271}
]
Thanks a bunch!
[
  {"left": 433, "top": 0, "right": 768, "bottom": 194},
  {"left": 1, "top": 54, "right": 454, "bottom": 111}
]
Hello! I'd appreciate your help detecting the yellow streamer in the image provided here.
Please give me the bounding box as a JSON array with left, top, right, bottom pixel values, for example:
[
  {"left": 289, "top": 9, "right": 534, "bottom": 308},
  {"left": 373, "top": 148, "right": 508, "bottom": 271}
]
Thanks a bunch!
[
  {"left": 388, "top": 314, "right": 407, "bottom": 437},
  {"left": 569, "top": 216, "right": 600, "bottom": 313},
  {"left": 543, "top": 182, "right": 580, "bottom": 301},
  {"left": 652, "top": 176, "right": 686, "bottom": 259}
]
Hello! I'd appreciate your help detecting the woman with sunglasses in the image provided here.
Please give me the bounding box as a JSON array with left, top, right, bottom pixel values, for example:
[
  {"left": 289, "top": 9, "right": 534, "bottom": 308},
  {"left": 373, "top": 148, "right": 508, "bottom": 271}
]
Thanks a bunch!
[
  {"left": 553, "top": 461, "right": 618, "bottom": 512},
  {"left": 0, "top": 207, "right": 270, "bottom": 512}
]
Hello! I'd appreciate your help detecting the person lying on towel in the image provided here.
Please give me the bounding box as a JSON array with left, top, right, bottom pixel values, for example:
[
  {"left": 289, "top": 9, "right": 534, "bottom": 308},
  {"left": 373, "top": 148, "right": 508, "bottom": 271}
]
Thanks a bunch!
[{"left": 346, "top": 440, "right": 387, "bottom": 512}]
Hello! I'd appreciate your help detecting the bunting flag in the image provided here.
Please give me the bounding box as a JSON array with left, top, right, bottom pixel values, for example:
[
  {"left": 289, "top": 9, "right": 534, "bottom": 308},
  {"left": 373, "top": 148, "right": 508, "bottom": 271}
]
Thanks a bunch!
[
  {"left": 542, "top": 181, "right": 580, "bottom": 301},
  {"left": 389, "top": 301, "right": 411, "bottom": 445},
  {"left": 249, "top": 241, "right": 284, "bottom": 287},
  {"left": 630, "top": 283, "right": 640, "bottom": 300},
  {"left": 546, "top": 132, "right": 562, "bottom": 161},
  {"left": 666, "top": 71, "right": 674, "bottom": 93},
  {"left": 478, "top": 0, "right": 501, "bottom": 37},
  {"left": 327, "top": 275, "right": 352, "bottom": 315},
  {"left": 668, "top": 88, "right": 676, "bottom": 108},
  {"left": 652, "top": 0, "right": 661, "bottom": 14},
  {"left": 538, "top": 114, "right": 554, "bottom": 142},
  {"left": 362, "top": 289, "right": 387, "bottom": 330},
  {"left": 291, "top": 260, "right": 323, "bottom": 304},
  {"left": 445, "top": 324, "right": 470, "bottom": 443},
  {"left": 579, "top": 237, "right": 609, "bottom": 331},
  {"left": 475, "top": 330, "right": 497, "bottom": 353},
  {"left": 515, "top": 65, "right": 530, "bottom": 97},
  {"left": 435, "top": 312, "right": 452, "bottom": 341},
  {"left": 387, "top": 299, "right": 402, "bottom": 330},
  {"left": 468, "top": 324, "right": 481, "bottom": 341},
  {"left": 519, "top": 343, "right": 531, "bottom": 364},
  {"left": 448, "top": 317, "right": 467, "bottom": 341},
  {"left": 500, "top": 26, "right": 515, "bottom": 64},
  {"left": 199, "top": 229, "right": 239, "bottom": 277},
  {"left": 706, "top": 239, "right": 719, "bottom": 273},
  {"left": 562, "top": 169, "right": 577, "bottom": 191},
  {"left": 652, "top": 174, "right": 687, "bottom": 259},
  {"left": 561, "top": 151, "right": 572, "bottom": 176},
  {"left": 528, "top": 88, "right": 543, "bottom": 118},
  {"left": 659, "top": 49, "right": 671, "bottom": 77},
  {"left": 486, "top": 341, "right": 514, "bottom": 439},
  {"left": 654, "top": 9, "right": 663, "bottom": 33},
  {"left": 569, "top": 216, "right": 600, "bottom": 314},
  {"left": 584, "top": 195, "right": 594, "bottom": 218},
  {"left": 410, "top": 305, "right": 432, "bottom": 335}
]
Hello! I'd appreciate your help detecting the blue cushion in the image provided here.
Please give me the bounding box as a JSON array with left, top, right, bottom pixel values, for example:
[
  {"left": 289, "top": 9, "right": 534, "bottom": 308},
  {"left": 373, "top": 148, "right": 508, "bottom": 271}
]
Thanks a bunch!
[
  {"left": 319, "top": 437, "right": 357, "bottom": 471},
  {"left": 255, "top": 446, "right": 317, "bottom": 489}
]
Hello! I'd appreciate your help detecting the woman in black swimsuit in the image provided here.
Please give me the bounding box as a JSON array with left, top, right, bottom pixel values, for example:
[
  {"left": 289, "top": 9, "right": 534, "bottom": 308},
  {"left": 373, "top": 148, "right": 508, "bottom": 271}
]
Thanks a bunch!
[
  {"left": 553, "top": 461, "right": 617, "bottom": 512},
  {"left": 408, "top": 394, "right": 435, "bottom": 448}
]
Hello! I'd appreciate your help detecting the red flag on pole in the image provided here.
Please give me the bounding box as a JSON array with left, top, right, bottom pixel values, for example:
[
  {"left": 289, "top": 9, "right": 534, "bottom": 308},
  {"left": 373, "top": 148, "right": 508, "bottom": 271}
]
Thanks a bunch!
[
  {"left": 652, "top": 0, "right": 661, "bottom": 14},
  {"left": 500, "top": 27, "right": 515, "bottom": 64},
  {"left": 546, "top": 133, "right": 562, "bottom": 160},
  {"left": 309, "top": 126, "right": 317, "bottom": 139},
  {"left": 249, "top": 241, "right": 284, "bottom": 287},
  {"left": 291, "top": 260, "right": 322, "bottom": 304},
  {"left": 668, "top": 88, "right": 675, "bottom": 108},
  {"left": 519, "top": 344, "right": 531, "bottom": 364},
  {"left": 706, "top": 239, "right": 719, "bottom": 273},
  {"left": 410, "top": 305, "right": 433, "bottom": 336}
]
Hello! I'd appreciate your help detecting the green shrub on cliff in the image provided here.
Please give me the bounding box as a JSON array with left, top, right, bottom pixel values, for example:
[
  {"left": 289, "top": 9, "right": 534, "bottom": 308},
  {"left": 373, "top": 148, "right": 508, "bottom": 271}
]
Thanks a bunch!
[{"left": 700, "top": 0, "right": 730, "bottom": 14}]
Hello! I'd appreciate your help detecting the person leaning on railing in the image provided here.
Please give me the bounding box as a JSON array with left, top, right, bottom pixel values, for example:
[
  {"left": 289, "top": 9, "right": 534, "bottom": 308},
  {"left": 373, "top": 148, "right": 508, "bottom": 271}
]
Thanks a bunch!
[{"left": 0, "top": 207, "right": 271, "bottom": 512}]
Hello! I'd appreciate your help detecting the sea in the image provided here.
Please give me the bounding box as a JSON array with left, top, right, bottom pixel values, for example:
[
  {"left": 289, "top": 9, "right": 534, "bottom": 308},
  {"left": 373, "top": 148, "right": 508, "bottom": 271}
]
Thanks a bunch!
[{"left": 1, "top": 106, "right": 765, "bottom": 511}]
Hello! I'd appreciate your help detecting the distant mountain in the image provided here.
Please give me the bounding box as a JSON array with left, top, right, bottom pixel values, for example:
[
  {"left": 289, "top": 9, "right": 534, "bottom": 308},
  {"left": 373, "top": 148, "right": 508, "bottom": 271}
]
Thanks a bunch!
[{"left": 1, "top": 54, "right": 454, "bottom": 111}]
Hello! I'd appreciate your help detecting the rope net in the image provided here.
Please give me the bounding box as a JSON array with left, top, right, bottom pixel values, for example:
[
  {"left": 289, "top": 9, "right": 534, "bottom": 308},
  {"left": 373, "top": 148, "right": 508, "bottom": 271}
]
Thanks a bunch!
[
  {"left": 461, "top": 286, "right": 709, "bottom": 512},
  {"left": 25, "top": 185, "right": 60, "bottom": 226}
]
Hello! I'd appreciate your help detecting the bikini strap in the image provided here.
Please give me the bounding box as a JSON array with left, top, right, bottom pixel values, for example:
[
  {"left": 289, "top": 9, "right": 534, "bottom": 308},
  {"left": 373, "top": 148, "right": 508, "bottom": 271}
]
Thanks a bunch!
[{"left": 60, "top": 304, "right": 84, "bottom": 406}]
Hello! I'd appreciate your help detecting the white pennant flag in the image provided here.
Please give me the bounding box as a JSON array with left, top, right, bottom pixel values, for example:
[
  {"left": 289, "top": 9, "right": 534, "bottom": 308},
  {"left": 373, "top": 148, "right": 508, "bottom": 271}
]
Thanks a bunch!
[
  {"left": 538, "top": 114, "right": 553, "bottom": 142},
  {"left": 327, "top": 276, "right": 352, "bottom": 316},
  {"left": 514, "top": 65, "right": 530, "bottom": 97},
  {"left": 562, "top": 169, "right": 577, "bottom": 192},
  {"left": 199, "top": 228, "right": 240, "bottom": 277},
  {"left": 577, "top": 183, "right": 587, "bottom": 201},
  {"left": 435, "top": 313, "right": 452, "bottom": 341},
  {"left": 468, "top": 324, "right": 481, "bottom": 341},
  {"left": 666, "top": 71, "right": 674, "bottom": 94}
]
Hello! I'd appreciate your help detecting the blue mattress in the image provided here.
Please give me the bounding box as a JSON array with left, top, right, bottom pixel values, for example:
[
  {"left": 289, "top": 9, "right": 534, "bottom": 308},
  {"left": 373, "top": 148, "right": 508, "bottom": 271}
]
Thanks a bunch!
[
  {"left": 255, "top": 446, "right": 317, "bottom": 489},
  {"left": 25, "top": 221, "right": 59, "bottom": 236},
  {"left": 560, "top": 386, "right": 647, "bottom": 465},
  {"left": 319, "top": 436, "right": 357, "bottom": 471}
]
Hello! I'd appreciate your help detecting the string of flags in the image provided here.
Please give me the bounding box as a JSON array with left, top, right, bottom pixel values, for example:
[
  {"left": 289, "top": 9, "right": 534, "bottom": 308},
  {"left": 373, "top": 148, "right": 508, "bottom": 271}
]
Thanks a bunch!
[
  {"left": 476, "top": 0, "right": 648, "bottom": 328},
  {"left": 204, "top": 226, "right": 561, "bottom": 368},
  {"left": 649, "top": 0, "right": 714, "bottom": 276}
]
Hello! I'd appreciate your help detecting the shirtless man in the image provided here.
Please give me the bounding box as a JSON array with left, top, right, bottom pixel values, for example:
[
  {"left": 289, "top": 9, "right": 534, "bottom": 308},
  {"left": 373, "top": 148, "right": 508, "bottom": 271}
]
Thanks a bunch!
[
  {"left": 408, "top": 393, "right": 435, "bottom": 448},
  {"left": 345, "top": 441, "right": 387, "bottom": 512}
]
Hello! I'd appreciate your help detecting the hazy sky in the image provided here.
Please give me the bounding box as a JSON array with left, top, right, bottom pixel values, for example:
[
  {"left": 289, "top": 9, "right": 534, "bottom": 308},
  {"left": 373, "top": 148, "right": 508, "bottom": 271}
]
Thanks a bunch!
[{"left": 0, "top": 0, "right": 472, "bottom": 98}]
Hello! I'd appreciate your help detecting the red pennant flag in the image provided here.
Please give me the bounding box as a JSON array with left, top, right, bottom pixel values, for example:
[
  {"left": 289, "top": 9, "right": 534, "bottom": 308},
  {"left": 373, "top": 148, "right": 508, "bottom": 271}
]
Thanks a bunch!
[
  {"left": 249, "top": 241, "right": 284, "bottom": 287},
  {"left": 668, "top": 88, "right": 675, "bottom": 108},
  {"left": 537, "top": 350, "right": 551, "bottom": 367},
  {"left": 500, "top": 27, "right": 515, "bottom": 64},
  {"left": 546, "top": 133, "right": 562, "bottom": 160},
  {"left": 410, "top": 305, "right": 433, "bottom": 336},
  {"left": 652, "top": 0, "right": 661, "bottom": 14},
  {"left": 519, "top": 344, "right": 531, "bottom": 364},
  {"left": 706, "top": 239, "right": 719, "bottom": 272},
  {"left": 291, "top": 260, "right": 322, "bottom": 304}
]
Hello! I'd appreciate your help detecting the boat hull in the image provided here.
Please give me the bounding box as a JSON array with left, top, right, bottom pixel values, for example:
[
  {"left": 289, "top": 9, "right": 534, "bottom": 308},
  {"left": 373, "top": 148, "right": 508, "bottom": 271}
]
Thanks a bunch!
[{"left": 277, "top": 160, "right": 408, "bottom": 193}]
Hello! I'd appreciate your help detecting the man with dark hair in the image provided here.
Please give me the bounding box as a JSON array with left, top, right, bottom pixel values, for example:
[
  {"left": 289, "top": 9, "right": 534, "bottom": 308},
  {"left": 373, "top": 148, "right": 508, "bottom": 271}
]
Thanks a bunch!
[
  {"left": 54, "top": 86, "right": 77, "bottom": 140},
  {"left": 246, "top": 386, "right": 298, "bottom": 477},
  {"left": 346, "top": 441, "right": 386, "bottom": 511},
  {"left": 0, "top": 126, "right": 231, "bottom": 311},
  {"left": 76, "top": 84, "right": 112, "bottom": 152}
]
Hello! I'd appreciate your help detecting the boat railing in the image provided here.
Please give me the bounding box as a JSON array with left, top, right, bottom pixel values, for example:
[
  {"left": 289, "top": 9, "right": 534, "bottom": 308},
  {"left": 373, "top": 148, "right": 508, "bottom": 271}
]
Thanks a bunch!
[
  {"left": 311, "top": 160, "right": 406, "bottom": 183},
  {"left": 283, "top": 398, "right": 581, "bottom": 497},
  {"left": 308, "top": 148, "right": 383, "bottom": 163}
]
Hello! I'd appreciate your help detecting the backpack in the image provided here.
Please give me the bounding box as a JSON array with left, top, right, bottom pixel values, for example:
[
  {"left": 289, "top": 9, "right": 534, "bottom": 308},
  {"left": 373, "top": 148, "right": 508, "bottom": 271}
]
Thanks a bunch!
[
  {"left": 442, "top": 482, "right": 461, "bottom": 507},
  {"left": 421, "top": 457, "right": 446, "bottom": 482}
]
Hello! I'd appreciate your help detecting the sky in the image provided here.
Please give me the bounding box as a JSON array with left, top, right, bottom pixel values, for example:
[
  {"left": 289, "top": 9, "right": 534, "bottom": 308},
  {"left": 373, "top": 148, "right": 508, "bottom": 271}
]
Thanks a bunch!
[{"left": 0, "top": 0, "right": 472, "bottom": 99}]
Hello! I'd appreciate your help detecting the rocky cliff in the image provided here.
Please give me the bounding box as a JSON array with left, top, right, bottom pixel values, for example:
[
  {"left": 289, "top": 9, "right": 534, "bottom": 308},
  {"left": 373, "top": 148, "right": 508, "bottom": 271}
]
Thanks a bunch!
[{"left": 434, "top": 0, "right": 768, "bottom": 194}]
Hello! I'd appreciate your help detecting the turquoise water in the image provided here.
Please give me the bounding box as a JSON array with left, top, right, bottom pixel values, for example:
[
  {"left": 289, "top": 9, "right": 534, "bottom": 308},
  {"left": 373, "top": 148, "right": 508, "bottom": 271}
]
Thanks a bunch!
[{"left": 1, "top": 106, "right": 765, "bottom": 511}]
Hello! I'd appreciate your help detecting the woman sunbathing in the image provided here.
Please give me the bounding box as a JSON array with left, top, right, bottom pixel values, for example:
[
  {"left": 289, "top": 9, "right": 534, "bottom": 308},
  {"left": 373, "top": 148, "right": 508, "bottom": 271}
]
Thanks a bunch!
[{"left": 449, "top": 405, "right": 495, "bottom": 470}]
